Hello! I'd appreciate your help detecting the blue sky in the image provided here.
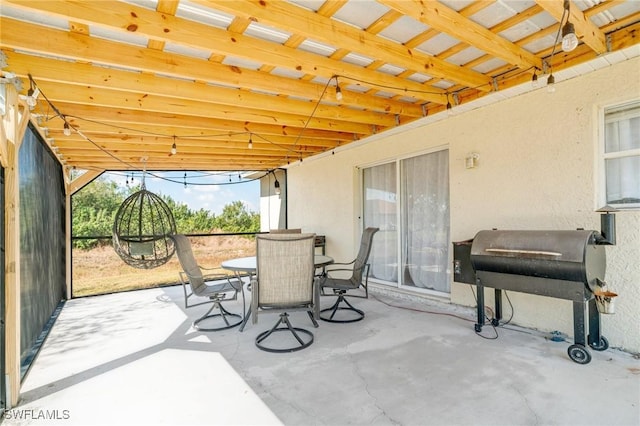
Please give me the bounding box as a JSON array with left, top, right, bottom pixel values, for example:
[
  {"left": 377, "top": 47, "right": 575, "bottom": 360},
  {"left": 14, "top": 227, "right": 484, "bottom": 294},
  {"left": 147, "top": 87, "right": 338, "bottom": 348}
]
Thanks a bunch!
[{"left": 104, "top": 171, "right": 261, "bottom": 215}]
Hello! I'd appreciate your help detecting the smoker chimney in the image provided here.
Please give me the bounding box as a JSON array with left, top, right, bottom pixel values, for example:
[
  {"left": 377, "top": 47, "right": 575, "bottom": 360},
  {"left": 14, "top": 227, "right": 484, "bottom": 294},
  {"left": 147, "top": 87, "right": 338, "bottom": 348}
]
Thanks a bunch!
[{"left": 596, "top": 205, "right": 618, "bottom": 245}]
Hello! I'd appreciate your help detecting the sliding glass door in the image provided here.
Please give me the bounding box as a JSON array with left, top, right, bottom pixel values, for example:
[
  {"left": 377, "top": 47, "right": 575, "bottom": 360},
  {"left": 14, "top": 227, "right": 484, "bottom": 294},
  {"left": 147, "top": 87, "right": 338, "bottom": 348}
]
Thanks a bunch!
[{"left": 363, "top": 149, "right": 450, "bottom": 294}]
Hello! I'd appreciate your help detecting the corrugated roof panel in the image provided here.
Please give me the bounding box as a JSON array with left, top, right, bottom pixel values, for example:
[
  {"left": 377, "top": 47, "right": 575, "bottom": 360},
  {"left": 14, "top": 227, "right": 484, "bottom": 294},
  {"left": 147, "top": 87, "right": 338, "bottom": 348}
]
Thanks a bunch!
[
  {"left": 90, "top": 25, "right": 148, "bottom": 47},
  {"left": 298, "top": 39, "right": 337, "bottom": 57},
  {"left": 469, "top": 2, "right": 517, "bottom": 28},
  {"left": 416, "top": 33, "right": 459, "bottom": 56},
  {"left": 373, "top": 91, "right": 395, "bottom": 99},
  {"left": 498, "top": 1, "right": 537, "bottom": 13},
  {"left": 0, "top": 3, "right": 68, "bottom": 31},
  {"left": 522, "top": 35, "right": 557, "bottom": 55},
  {"left": 244, "top": 22, "right": 291, "bottom": 44},
  {"left": 331, "top": 1, "right": 389, "bottom": 30},
  {"left": 446, "top": 46, "right": 486, "bottom": 66},
  {"left": 341, "top": 52, "right": 375, "bottom": 67},
  {"left": 270, "top": 67, "right": 306, "bottom": 80},
  {"left": 377, "top": 64, "right": 406, "bottom": 76},
  {"left": 526, "top": 11, "right": 558, "bottom": 31},
  {"left": 439, "top": 0, "right": 474, "bottom": 12},
  {"left": 285, "top": 0, "right": 327, "bottom": 13},
  {"left": 499, "top": 21, "right": 545, "bottom": 43},
  {"left": 406, "top": 73, "right": 433, "bottom": 84},
  {"left": 119, "top": 0, "right": 158, "bottom": 11},
  {"left": 377, "top": 16, "right": 430, "bottom": 44},
  {"left": 163, "top": 42, "right": 212, "bottom": 60},
  {"left": 431, "top": 80, "right": 455, "bottom": 90},
  {"left": 221, "top": 56, "right": 262, "bottom": 71},
  {"left": 175, "top": 0, "right": 234, "bottom": 29},
  {"left": 344, "top": 84, "right": 370, "bottom": 93},
  {"left": 590, "top": 1, "right": 640, "bottom": 26},
  {"left": 472, "top": 57, "right": 509, "bottom": 74}
]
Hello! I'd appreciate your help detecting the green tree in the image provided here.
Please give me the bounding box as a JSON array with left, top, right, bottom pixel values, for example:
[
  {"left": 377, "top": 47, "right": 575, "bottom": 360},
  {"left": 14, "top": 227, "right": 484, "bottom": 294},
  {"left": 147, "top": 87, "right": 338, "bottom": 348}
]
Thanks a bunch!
[
  {"left": 162, "top": 195, "right": 216, "bottom": 234},
  {"left": 214, "top": 201, "right": 260, "bottom": 233},
  {"left": 72, "top": 177, "right": 125, "bottom": 248}
]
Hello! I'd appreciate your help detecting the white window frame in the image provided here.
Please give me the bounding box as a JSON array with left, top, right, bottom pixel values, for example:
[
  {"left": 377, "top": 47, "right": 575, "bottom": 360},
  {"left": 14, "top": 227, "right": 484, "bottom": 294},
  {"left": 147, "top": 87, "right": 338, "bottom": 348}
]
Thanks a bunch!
[{"left": 597, "top": 100, "right": 640, "bottom": 210}]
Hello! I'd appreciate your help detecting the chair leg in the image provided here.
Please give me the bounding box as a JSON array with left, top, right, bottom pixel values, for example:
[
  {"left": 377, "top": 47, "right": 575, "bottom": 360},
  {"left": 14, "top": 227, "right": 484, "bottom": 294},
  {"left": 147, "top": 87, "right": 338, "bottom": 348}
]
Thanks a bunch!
[
  {"left": 320, "top": 293, "right": 365, "bottom": 323},
  {"left": 255, "top": 313, "right": 314, "bottom": 353},
  {"left": 193, "top": 301, "right": 243, "bottom": 331},
  {"left": 307, "top": 311, "right": 319, "bottom": 328}
]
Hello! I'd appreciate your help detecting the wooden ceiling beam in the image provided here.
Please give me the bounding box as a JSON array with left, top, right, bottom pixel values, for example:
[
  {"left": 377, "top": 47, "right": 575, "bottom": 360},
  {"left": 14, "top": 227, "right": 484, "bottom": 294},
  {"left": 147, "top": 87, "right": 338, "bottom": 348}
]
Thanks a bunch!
[
  {"left": 535, "top": 0, "right": 607, "bottom": 54},
  {"left": 0, "top": 20, "right": 425, "bottom": 117},
  {"left": 202, "top": 0, "right": 492, "bottom": 91},
  {"left": 33, "top": 80, "right": 378, "bottom": 134},
  {"left": 51, "top": 135, "right": 331, "bottom": 153},
  {"left": 51, "top": 102, "right": 359, "bottom": 141},
  {"left": 46, "top": 126, "right": 340, "bottom": 148},
  {"left": 63, "top": 155, "right": 298, "bottom": 171},
  {"left": 379, "top": 0, "right": 543, "bottom": 71},
  {"left": 6, "top": 52, "right": 402, "bottom": 128},
  {"left": 2, "top": 1, "right": 448, "bottom": 104}
]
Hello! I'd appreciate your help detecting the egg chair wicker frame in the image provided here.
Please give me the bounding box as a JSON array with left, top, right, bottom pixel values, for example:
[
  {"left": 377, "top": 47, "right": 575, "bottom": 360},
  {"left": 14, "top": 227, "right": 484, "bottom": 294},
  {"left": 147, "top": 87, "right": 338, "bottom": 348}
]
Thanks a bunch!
[{"left": 113, "top": 183, "right": 177, "bottom": 269}]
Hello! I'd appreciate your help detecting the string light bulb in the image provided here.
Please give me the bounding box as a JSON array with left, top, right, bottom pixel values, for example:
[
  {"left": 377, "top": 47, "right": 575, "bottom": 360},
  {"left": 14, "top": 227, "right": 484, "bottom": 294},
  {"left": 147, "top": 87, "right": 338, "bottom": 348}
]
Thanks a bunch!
[
  {"left": 561, "top": 22, "right": 578, "bottom": 52},
  {"left": 171, "top": 142, "right": 177, "bottom": 155},
  {"left": 248, "top": 134, "right": 253, "bottom": 149},
  {"left": 547, "top": 73, "right": 556, "bottom": 93},
  {"left": 63, "top": 121, "right": 71, "bottom": 136},
  {"left": 531, "top": 71, "right": 539, "bottom": 88},
  {"left": 334, "top": 76, "right": 343, "bottom": 102},
  {"left": 561, "top": 1, "right": 578, "bottom": 52},
  {"left": 274, "top": 178, "right": 281, "bottom": 195}
]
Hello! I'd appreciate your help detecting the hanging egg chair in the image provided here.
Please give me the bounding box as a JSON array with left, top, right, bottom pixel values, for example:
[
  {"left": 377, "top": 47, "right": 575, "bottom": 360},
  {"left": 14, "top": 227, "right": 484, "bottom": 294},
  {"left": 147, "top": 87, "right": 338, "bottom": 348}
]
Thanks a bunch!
[{"left": 113, "top": 180, "right": 176, "bottom": 269}]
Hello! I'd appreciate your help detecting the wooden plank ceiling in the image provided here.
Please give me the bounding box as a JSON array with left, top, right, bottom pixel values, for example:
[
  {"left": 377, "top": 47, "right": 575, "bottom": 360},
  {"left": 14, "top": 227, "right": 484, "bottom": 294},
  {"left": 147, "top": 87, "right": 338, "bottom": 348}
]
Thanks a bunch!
[{"left": 1, "top": 0, "right": 639, "bottom": 172}]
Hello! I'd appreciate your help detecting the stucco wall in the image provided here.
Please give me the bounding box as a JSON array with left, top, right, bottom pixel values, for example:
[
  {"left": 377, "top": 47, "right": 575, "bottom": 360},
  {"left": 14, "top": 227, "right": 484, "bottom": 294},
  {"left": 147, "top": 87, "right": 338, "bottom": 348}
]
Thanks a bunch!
[{"left": 287, "top": 57, "right": 640, "bottom": 353}]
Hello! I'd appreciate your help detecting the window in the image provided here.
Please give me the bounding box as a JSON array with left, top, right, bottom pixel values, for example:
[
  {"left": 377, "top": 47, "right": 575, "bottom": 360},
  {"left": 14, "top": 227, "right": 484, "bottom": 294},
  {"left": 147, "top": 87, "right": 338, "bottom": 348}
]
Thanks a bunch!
[
  {"left": 602, "top": 101, "right": 640, "bottom": 209},
  {"left": 363, "top": 149, "right": 450, "bottom": 294}
]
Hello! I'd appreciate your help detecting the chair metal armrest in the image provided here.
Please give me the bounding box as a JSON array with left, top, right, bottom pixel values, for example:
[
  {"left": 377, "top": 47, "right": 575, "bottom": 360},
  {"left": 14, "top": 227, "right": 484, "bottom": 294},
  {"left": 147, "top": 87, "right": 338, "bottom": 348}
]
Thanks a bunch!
[{"left": 179, "top": 271, "right": 193, "bottom": 307}]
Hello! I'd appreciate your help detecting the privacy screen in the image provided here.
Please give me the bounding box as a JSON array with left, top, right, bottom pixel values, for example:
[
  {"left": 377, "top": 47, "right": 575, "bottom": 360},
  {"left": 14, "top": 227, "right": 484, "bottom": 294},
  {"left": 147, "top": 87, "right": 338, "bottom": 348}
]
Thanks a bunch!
[{"left": 19, "top": 124, "right": 65, "bottom": 363}]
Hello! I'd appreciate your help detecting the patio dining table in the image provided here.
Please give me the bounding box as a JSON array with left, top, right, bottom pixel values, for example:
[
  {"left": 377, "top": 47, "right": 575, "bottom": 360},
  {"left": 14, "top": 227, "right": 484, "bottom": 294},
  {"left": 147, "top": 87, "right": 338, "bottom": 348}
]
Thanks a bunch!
[{"left": 222, "top": 254, "right": 334, "bottom": 331}]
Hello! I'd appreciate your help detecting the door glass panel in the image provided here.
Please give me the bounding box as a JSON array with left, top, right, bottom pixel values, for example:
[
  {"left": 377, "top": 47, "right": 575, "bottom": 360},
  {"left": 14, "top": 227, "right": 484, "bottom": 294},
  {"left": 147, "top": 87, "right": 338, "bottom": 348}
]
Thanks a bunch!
[
  {"left": 363, "top": 162, "right": 397, "bottom": 283},
  {"left": 400, "top": 150, "right": 450, "bottom": 292}
]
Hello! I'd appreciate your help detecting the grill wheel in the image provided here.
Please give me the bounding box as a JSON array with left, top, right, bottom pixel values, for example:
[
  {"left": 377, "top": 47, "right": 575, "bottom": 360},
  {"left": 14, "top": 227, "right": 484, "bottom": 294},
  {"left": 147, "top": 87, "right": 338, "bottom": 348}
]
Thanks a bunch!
[{"left": 568, "top": 344, "right": 592, "bottom": 364}]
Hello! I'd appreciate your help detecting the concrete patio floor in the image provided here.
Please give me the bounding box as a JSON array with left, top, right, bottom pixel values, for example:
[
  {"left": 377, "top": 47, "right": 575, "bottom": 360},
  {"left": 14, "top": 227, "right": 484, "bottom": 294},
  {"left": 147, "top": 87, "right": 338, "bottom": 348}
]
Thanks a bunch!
[{"left": 5, "top": 284, "right": 639, "bottom": 426}]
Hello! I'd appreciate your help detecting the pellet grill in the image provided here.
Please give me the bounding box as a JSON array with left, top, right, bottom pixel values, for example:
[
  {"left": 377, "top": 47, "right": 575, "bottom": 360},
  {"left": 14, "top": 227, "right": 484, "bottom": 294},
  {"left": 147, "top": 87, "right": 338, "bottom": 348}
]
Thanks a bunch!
[{"left": 453, "top": 211, "right": 617, "bottom": 364}]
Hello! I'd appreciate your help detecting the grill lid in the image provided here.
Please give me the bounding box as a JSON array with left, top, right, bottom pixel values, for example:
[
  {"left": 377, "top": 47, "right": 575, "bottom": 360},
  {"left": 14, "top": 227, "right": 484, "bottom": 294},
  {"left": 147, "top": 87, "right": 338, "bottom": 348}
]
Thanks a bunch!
[{"left": 470, "top": 230, "right": 606, "bottom": 287}]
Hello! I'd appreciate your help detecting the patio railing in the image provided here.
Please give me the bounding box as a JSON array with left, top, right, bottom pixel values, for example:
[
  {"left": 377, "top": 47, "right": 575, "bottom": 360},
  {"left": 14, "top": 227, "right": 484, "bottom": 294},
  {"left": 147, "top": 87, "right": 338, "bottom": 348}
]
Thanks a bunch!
[{"left": 71, "top": 232, "right": 258, "bottom": 298}]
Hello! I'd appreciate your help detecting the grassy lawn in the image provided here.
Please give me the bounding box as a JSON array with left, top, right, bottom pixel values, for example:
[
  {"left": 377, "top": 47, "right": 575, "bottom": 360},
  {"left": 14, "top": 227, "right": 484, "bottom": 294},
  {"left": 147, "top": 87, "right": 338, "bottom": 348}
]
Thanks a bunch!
[{"left": 72, "top": 235, "right": 256, "bottom": 297}]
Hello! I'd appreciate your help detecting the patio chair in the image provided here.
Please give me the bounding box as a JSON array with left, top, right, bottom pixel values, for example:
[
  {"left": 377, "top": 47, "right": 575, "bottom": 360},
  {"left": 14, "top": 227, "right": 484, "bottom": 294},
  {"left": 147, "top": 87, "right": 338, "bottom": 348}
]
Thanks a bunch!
[
  {"left": 319, "top": 227, "right": 379, "bottom": 323},
  {"left": 252, "top": 233, "right": 319, "bottom": 352},
  {"left": 269, "top": 228, "right": 302, "bottom": 234},
  {"left": 172, "top": 234, "right": 245, "bottom": 331}
]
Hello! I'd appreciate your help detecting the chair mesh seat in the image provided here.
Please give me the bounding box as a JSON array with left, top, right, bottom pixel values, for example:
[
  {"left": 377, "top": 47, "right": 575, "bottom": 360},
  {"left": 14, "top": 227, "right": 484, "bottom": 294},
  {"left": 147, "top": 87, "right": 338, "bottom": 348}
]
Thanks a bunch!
[{"left": 113, "top": 187, "right": 176, "bottom": 269}]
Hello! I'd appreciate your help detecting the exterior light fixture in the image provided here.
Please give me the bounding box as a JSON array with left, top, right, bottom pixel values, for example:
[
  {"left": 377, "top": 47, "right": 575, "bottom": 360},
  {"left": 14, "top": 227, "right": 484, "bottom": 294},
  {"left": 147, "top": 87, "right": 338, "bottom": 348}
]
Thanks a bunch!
[
  {"left": 63, "top": 121, "right": 71, "bottom": 136},
  {"left": 248, "top": 134, "right": 253, "bottom": 149},
  {"left": 171, "top": 136, "right": 177, "bottom": 155},
  {"left": 274, "top": 178, "right": 281, "bottom": 195},
  {"left": 531, "top": 71, "right": 539, "bottom": 88}
]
